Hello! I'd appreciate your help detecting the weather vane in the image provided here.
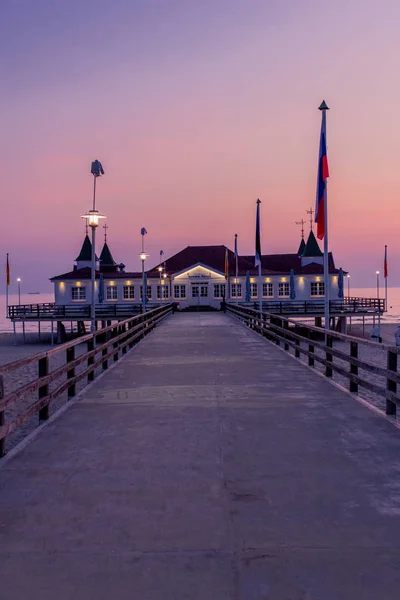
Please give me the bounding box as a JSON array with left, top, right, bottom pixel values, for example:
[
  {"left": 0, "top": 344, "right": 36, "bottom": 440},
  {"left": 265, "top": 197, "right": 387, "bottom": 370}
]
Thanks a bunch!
[
  {"left": 306, "top": 207, "right": 314, "bottom": 231},
  {"left": 295, "top": 218, "right": 306, "bottom": 240},
  {"left": 103, "top": 223, "right": 108, "bottom": 243},
  {"left": 85, "top": 218, "right": 88, "bottom": 235}
]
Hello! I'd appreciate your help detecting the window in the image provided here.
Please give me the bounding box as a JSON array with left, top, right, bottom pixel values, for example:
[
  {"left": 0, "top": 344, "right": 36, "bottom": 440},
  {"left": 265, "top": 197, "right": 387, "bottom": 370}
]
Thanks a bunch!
[
  {"left": 200, "top": 285, "right": 208, "bottom": 297},
  {"left": 174, "top": 285, "right": 186, "bottom": 299},
  {"left": 278, "top": 283, "right": 290, "bottom": 297},
  {"left": 191, "top": 285, "right": 199, "bottom": 298},
  {"left": 106, "top": 286, "right": 118, "bottom": 300},
  {"left": 213, "top": 284, "right": 226, "bottom": 299},
  {"left": 310, "top": 282, "right": 325, "bottom": 296},
  {"left": 140, "top": 285, "right": 152, "bottom": 300},
  {"left": 157, "top": 285, "right": 169, "bottom": 299},
  {"left": 231, "top": 283, "right": 242, "bottom": 298},
  {"left": 71, "top": 287, "right": 86, "bottom": 301},
  {"left": 123, "top": 285, "right": 135, "bottom": 300},
  {"left": 250, "top": 283, "right": 258, "bottom": 298},
  {"left": 263, "top": 283, "right": 273, "bottom": 298}
]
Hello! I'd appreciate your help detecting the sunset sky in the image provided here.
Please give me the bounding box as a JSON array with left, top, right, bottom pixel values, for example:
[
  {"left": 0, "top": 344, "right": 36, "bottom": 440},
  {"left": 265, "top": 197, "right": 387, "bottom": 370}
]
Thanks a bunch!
[{"left": 1, "top": 0, "right": 399, "bottom": 292}]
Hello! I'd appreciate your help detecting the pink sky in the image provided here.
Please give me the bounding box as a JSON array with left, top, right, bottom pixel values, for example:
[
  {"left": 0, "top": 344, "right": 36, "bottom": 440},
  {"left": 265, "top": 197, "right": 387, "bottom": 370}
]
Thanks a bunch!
[{"left": 1, "top": 0, "right": 399, "bottom": 291}]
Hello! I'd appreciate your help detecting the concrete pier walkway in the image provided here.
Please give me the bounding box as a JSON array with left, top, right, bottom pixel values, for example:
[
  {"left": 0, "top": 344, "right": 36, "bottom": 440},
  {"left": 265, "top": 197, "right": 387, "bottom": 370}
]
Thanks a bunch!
[{"left": 1, "top": 313, "right": 400, "bottom": 599}]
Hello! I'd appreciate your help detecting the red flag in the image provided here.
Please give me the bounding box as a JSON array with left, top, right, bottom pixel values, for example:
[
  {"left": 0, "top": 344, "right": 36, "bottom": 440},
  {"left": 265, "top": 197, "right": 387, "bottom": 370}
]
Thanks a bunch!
[
  {"left": 315, "top": 105, "right": 329, "bottom": 240},
  {"left": 384, "top": 245, "right": 388, "bottom": 279},
  {"left": 224, "top": 248, "right": 229, "bottom": 279},
  {"left": 6, "top": 254, "right": 10, "bottom": 287}
]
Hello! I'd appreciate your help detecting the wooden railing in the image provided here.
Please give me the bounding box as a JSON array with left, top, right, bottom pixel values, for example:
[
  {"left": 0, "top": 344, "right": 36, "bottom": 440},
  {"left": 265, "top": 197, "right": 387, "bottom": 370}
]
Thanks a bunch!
[
  {"left": 241, "top": 298, "right": 385, "bottom": 315},
  {"left": 7, "top": 302, "right": 164, "bottom": 320},
  {"left": 226, "top": 303, "right": 399, "bottom": 418},
  {"left": 0, "top": 303, "right": 173, "bottom": 457}
]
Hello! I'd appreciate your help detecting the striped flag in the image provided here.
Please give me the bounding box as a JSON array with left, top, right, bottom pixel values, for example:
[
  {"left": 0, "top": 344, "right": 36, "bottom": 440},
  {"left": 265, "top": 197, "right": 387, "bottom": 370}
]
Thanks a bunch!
[
  {"left": 384, "top": 245, "right": 388, "bottom": 279},
  {"left": 6, "top": 254, "right": 10, "bottom": 286},
  {"left": 234, "top": 233, "right": 238, "bottom": 279},
  {"left": 224, "top": 248, "right": 229, "bottom": 279},
  {"left": 255, "top": 199, "right": 261, "bottom": 267},
  {"left": 315, "top": 103, "right": 329, "bottom": 240}
]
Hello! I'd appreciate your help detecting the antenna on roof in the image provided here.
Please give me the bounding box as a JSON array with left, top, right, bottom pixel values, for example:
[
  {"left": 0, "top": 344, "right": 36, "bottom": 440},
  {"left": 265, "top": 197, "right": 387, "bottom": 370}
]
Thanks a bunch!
[
  {"left": 103, "top": 223, "right": 108, "bottom": 243},
  {"left": 295, "top": 218, "right": 306, "bottom": 239},
  {"left": 306, "top": 207, "right": 314, "bottom": 231}
]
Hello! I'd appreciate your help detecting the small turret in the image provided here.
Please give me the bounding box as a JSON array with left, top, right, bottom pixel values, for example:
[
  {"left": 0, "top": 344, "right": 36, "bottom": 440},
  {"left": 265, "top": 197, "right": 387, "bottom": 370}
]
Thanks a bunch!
[
  {"left": 75, "top": 235, "right": 99, "bottom": 270},
  {"left": 99, "top": 242, "right": 118, "bottom": 273},
  {"left": 301, "top": 230, "right": 323, "bottom": 266},
  {"left": 297, "top": 238, "right": 306, "bottom": 257}
]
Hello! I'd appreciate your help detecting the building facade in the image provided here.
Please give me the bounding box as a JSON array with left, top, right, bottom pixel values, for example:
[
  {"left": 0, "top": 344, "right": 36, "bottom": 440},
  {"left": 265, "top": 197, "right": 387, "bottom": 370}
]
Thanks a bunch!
[{"left": 50, "top": 231, "right": 346, "bottom": 311}]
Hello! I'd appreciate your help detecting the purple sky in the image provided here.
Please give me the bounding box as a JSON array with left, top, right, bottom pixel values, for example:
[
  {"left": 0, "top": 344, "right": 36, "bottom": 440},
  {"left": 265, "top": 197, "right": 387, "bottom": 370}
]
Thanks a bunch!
[{"left": 1, "top": 0, "right": 399, "bottom": 292}]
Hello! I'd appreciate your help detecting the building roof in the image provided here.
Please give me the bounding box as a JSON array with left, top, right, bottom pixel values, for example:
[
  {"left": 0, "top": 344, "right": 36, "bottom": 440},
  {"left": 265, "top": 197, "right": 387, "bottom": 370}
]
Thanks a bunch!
[
  {"left": 50, "top": 267, "right": 142, "bottom": 281},
  {"left": 75, "top": 235, "right": 99, "bottom": 262},
  {"left": 147, "top": 245, "right": 256, "bottom": 277},
  {"left": 302, "top": 230, "right": 323, "bottom": 257},
  {"left": 297, "top": 239, "right": 306, "bottom": 256},
  {"left": 242, "top": 252, "right": 340, "bottom": 274},
  {"left": 99, "top": 242, "right": 116, "bottom": 266}
]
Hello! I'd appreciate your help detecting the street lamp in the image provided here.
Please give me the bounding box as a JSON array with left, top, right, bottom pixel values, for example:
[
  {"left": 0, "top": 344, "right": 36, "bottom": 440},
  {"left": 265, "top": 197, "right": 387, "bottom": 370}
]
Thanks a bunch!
[
  {"left": 140, "top": 228, "right": 148, "bottom": 312},
  {"left": 376, "top": 271, "right": 381, "bottom": 342},
  {"left": 17, "top": 278, "right": 21, "bottom": 305},
  {"left": 347, "top": 274, "right": 350, "bottom": 299},
  {"left": 81, "top": 208, "right": 106, "bottom": 332}
]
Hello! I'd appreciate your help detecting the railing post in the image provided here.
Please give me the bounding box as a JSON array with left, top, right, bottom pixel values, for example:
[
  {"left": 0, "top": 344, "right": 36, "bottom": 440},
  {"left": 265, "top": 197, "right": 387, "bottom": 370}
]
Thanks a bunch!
[
  {"left": 38, "top": 356, "right": 49, "bottom": 420},
  {"left": 350, "top": 341, "right": 358, "bottom": 393},
  {"left": 0, "top": 375, "right": 4, "bottom": 458},
  {"left": 295, "top": 331, "right": 300, "bottom": 358},
  {"left": 308, "top": 329, "right": 315, "bottom": 367},
  {"left": 87, "top": 338, "right": 95, "bottom": 382},
  {"left": 325, "top": 334, "right": 333, "bottom": 377},
  {"left": 386, "top": 350, "right": 397, "bottom": 416},
  {"left": 66, "top": 346, "right": 76, "bottom": 399},
  {"left": 284, "top": 321, "right": 289, "bottom": 351},
  {"left": 113, "top": 326, "right": 119, "bottom": 362}
]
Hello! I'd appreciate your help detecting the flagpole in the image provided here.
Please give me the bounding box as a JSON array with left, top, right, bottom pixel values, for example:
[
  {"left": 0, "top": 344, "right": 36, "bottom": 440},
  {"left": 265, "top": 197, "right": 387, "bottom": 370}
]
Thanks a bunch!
[
  {"left": 255, "top": 199, "right": 262, "bottom": 317},
  {"left": 384, "top": 244, "right": 388, "bottom": 313},
  {"left": 6, "top": 253, "right": 9, "bottom": 318},
  {"left": 319, "top": 103, "right": 330, "bottom": 331},
  {"left": 235, "top": 233, "right": 239, "bottom": 305}
]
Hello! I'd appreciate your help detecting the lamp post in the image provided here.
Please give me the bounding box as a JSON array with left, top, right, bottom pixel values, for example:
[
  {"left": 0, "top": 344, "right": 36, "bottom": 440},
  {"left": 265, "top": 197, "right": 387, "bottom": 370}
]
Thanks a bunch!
[
  {"left": 17, "top": 278, "right": 21, "bottom": 306},
  {"left": 81, "top": 209, "right": 106, "bottom": 332},
  {"left": 140, "top": 227, "right": 148, "bottom": 312},
  {"left": 376, "top": 270, "right": 381, "bottom": 341},
  {"left": 347, "top": 274, "right": 350, "bottom": 299}
]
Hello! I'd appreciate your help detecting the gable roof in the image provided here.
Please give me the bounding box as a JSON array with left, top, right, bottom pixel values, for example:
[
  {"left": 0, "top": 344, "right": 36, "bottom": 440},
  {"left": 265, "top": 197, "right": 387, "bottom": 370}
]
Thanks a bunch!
[
  {"left": 242, "top": 252, "right": 340, "bottom": 274},
  {"left": 302, "top": 230, "right": 323, "bottom": 257},
  {"left": 147, "top": 245, "right": 256, "bottom": 277}
]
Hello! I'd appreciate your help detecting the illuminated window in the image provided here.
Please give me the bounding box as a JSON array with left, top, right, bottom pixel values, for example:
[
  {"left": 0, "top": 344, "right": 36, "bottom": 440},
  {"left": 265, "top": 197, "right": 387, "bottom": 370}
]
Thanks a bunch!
[
  {"left": 231, "top": 283, "right": 242, "bottom": 298},
  {"left": 278, "top": 283, "right": 289, "bottom": 297},
  {"left": 157, "top": 285, "right": 169, "bottom": 299},
  {"left": 263, "top": 283, "right": 273, "bottom": 297},
  {"left": 106, "top": 286, "right": 118, "bottom": 300},
  {"left": 123, "top": 286, "right": 135, "bottom": 300},
  {"left": 250, "top": 283, "right": 258, "bottom": 298},
  {"left": 71, "top": 287, "right": 86, "bottom": 301},
  {"left": 174, "top": 285, "right": 186, "bottom": 299},
  {"left": 140, "top": 285, "right": 152, "bottom": 300},
  {"left": 213, "top": 284, "right": 226, "bottom": 299},
  {"left": 310, "top": 282, "right": 325, "bottom": 296}
]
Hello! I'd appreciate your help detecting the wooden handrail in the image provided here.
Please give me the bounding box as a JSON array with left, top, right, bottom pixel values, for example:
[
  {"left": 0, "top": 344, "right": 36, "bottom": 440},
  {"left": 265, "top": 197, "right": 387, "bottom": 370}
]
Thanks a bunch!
[
  {"left": 226, "top": 303, "right": 399, "bottom": 419},
  {"left": 0, "top": 304, "right": 174, "bottom": 457}
]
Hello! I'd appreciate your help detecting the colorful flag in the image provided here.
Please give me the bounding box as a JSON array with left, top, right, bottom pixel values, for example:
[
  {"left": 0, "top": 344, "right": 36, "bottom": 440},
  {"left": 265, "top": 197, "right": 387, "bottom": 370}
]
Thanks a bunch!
[
  {"left": 384, "top": 245, "right": 388, "bottom": 278},
  {"left": 224, "top": 248, "right": 229, "bottom": 279},
  {"left": 234, "top": 233, "right": 238, "bottom": 279},
  {"left": 255, "top": 199, "right": 261, "bottom": 268},
  {"left": 91, "top": 160, "right": 105, "bottom": 177},
  {"left": 6, "top": 254, "right": 10, "bottom": 286},
  {"left": 315, "top": 106, "right": 329, "bottom": 240}
]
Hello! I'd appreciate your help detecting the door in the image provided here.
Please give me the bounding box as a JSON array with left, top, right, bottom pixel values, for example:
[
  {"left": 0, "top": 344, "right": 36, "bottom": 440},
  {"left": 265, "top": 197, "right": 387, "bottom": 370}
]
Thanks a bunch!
[{"left": 191, "top": 283, "right": 210, "bottom": 307}]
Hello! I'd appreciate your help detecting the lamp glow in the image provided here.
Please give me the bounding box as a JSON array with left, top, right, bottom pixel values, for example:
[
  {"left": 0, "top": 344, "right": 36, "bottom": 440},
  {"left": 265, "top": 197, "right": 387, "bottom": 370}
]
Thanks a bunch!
[{"left": 81, "top": 209, "right": 106, "bottom": 228}]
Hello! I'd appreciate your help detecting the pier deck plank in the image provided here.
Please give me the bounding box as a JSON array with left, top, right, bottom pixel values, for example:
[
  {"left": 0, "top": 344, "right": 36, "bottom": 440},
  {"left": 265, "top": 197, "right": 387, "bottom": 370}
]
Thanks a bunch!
[{"left": 1, "top": 312, "right": 400, "bottom": 599}]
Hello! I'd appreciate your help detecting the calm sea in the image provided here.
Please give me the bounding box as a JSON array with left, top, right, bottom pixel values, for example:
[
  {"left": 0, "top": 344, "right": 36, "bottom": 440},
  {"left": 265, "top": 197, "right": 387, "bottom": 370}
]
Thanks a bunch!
[{"left": 0, "top": 287, "right": 398, "bottom": 333}]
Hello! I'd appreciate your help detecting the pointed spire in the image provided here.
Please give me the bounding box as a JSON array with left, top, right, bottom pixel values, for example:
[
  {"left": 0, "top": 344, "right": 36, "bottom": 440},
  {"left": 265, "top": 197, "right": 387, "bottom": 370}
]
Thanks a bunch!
[
  {"left": 75, "top": 235, "right": 92, "bottom": 262},
  {"left": 99, "top": 242, "right": 116, "bottom": 267},
  {"left": 297, "top": 239, "right": 306, "bottom": 257},
  {"left": 302, "top": 230, "right": 323, "bottom": 257}
]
